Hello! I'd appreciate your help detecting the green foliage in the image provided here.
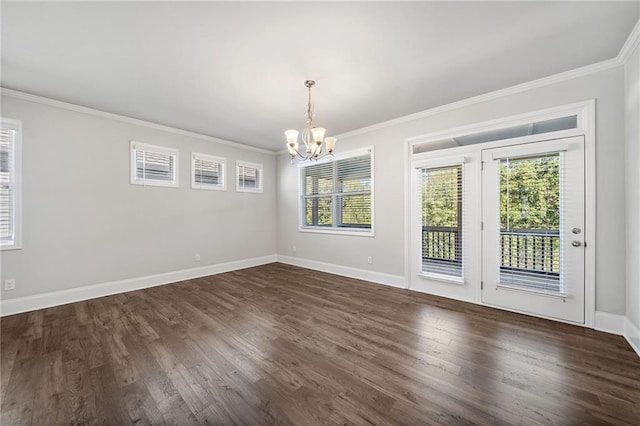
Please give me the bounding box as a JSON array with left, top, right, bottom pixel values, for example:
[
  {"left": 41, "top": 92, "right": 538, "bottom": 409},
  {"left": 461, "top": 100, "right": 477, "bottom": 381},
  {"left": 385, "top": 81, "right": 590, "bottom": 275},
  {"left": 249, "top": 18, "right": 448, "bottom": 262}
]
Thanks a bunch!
[
  {"left": 421, "top": 166, "right": 460, "bottom": 228},
  {"left": 305, "top": 176, "right": 372, "bottom": 227},
  {"left": 341, "top": 194, "right": 371, "bottom": 226},
  {"left": 500, "top": 155, "right": 560, "bottom": 231}
]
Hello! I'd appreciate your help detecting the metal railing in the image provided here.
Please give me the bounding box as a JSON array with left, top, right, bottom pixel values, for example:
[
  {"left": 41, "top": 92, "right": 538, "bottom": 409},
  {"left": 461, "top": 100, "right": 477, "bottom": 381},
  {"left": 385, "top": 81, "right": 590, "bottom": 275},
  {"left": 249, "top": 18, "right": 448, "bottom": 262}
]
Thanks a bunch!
[{"left": 422, "top": 226, "right": 560, "bottom": 275}]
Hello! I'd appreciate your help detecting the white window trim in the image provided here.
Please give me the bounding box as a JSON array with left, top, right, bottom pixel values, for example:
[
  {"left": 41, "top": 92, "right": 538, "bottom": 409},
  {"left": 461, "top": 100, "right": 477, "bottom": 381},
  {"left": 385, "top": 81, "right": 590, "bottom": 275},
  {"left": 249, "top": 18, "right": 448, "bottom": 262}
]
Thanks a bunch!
[
  {"left": 191, "top": 152, "right": 226, "bottom": 191},
  {"left": 236, "top": 160, "right": 264, "bottom": 193},
  {"left": 414, "top": 155, "right": 468, "bottom": 284},
  {"left": 1, "top": 118, "right": 22, "bottom": 251},
  {"left": 298, "top": 146, "right": 375, "bottom": 237},
  {"left": 130, "top": 141, "right": 179, "bottom": 188},
  {"left": 404, "top": 99, "right": 596, "bottom": 328}
]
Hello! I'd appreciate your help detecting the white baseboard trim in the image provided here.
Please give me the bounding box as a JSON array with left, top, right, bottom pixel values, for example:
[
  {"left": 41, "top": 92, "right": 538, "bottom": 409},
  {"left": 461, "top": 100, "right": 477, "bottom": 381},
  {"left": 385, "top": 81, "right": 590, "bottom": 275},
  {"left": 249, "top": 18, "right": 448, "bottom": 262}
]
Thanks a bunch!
[
  {"left": 624, "top": 317, "right": 640, "bottom": 357},
  {"left": 276, "top": 255, "right": 407, "bottom": 290},
  {"left": 0, "top": 255, "right": 277, "bottom": 317},
  {"left": 594, "top": 311, "right": 626, "bottom": 335}
]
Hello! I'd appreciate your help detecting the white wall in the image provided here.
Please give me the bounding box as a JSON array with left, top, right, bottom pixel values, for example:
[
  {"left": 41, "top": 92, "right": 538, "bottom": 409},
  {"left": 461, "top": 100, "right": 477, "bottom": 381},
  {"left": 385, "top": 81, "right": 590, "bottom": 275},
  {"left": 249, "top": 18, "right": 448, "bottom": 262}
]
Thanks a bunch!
[
  {"left": 625, "top": 42, "right": 640, "bottom": 330},
  {"left": 0, "top": 94, "right": 277, "bottom": 301},
  {"left": 278, "top": 66, "right": 627, "bottom": 315}
]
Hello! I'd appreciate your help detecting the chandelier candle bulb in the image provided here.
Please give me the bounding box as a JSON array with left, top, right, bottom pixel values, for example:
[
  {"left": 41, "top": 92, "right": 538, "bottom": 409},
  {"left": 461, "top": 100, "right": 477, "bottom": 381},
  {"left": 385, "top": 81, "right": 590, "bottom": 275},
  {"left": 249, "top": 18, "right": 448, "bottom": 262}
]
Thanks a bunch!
[
  {"left": 325, "top": 137, "right": 336, "bottom": 152},
  {"left": 285, "top": 130, "right": 299, "bottom": 144},
  {"left": 312, "top": 127, "right": 326, "bottom": 143},
  {"left": 285, "top": 80, "right": 337, "bottom": 162}
]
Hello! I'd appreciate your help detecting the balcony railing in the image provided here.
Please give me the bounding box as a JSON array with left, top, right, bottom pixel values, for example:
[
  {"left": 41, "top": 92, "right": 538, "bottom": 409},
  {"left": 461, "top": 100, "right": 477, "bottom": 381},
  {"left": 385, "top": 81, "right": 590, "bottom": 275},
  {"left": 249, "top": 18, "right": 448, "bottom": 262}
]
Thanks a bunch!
[{"left": 422, "top": 226, "right": 560, "bottom": 278}]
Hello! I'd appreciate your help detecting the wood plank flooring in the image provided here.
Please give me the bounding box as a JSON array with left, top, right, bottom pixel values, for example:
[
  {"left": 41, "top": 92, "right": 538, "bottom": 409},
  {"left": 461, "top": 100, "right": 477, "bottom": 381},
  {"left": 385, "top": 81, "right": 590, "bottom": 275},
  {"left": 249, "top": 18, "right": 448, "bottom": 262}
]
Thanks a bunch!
[{"left": 1, "top": 262, "right": 639, "bottom": 425}]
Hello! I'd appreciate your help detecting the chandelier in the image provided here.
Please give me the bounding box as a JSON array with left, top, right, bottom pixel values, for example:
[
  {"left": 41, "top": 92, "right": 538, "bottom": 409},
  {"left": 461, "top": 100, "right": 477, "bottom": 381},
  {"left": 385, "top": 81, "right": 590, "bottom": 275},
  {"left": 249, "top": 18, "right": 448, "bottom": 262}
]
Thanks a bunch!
[{"left": 285, "top": 80, "right": 336, "bottom": 163}]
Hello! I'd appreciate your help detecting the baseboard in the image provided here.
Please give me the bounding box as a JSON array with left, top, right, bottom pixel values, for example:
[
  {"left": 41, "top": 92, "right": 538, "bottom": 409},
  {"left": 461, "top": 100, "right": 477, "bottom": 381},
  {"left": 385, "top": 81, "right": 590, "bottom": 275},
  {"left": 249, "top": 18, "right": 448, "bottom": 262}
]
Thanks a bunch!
[
  {"left": 594, "top": 311, "right": 626, "bottom": 335},
  {"left": 276, "top": 255, "right": 407, "bottom": 289},
  {"left": 624, "top": 317, "right": 640, "bottom": 357},
  {"left": 0, "top": 255, "right": 277, "bottom": 317}
]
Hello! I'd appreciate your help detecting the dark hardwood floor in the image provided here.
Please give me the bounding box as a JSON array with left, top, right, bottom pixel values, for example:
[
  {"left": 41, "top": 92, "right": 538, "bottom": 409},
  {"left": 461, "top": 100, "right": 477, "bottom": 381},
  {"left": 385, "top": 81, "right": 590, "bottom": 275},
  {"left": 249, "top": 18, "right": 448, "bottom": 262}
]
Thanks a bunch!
[{"left": 1, "top": 263, "right": 639, "bottom": 425}]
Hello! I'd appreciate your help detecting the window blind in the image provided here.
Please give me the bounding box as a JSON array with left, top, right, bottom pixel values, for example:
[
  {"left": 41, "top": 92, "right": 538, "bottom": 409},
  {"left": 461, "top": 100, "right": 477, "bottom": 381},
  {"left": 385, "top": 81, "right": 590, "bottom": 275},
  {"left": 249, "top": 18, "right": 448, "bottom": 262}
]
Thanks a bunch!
[
  {"left": 419, "top": 164, "right": 464, "bottom": 278},
  {"left": 0, "top": 127, "right": 15, "bottom": 244},
  {"left": 237, "top": 161, "right": 263, "bottom": 192},
  {"left": 302, "top": 150, "right": 372, "bottom": 230},
  {"left": 131, "top": 142, "right": 178, "bottom": 187},
  {"left": 497, "top": 153, "right": 563, "bottom": 293},
  {"left": 192, "top": 153, "right": 225, "bottom": 190}
]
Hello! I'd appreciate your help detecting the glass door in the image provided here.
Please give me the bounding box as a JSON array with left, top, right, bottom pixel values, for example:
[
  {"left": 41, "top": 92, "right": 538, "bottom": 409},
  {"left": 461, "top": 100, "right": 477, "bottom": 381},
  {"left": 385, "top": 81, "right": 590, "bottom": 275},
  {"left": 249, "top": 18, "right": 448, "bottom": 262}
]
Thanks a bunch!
[
  {"left": 409, "top": 155, "right": 480, "bottom": 302},
  {"left": 481, "top": 137, "right": 585, "bottom": 323}
]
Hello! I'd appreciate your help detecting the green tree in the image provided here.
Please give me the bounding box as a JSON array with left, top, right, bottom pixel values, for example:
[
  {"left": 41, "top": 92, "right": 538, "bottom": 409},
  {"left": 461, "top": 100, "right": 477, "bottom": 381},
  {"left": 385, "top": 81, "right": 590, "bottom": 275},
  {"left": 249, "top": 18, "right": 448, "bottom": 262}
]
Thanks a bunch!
[
  {"left": 422, "top": 166, "right": 460, "bottom": 227},
  {"left": 500, "top": 155, "right": 559, "bottom": 231}
]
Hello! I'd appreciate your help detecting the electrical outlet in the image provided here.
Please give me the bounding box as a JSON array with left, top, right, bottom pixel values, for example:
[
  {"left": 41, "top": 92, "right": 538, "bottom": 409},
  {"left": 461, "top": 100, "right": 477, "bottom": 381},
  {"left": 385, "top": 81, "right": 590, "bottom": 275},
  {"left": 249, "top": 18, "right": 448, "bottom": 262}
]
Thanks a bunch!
[
  {"left": 195, "top": 253, "right": 201, "bottom": 262},
  {"left": 292, "top": 245, "right": 297, "bottom": 253},
  {"left": 4, "top": 279, "right": 16, "bottom": 291},
  {"left": 367, "top": 256, "right": 373, "bottom": 264}
]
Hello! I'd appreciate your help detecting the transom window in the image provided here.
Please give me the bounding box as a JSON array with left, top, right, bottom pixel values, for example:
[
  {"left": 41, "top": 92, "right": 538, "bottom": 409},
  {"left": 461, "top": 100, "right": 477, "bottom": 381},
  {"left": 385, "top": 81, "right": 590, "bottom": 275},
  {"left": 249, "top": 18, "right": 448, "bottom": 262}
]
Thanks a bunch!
[
  {"left": 130, "top": 141, "right": 178, "bottom": 187},
  {"left": 192, "top": 153, "right": 226, "bottom": 190},
  {"left": 236, "top": 161, "right": 263, "bottom": 193},
  {"left": 300, "top": 148, "right": 373, "bottom": 233}
]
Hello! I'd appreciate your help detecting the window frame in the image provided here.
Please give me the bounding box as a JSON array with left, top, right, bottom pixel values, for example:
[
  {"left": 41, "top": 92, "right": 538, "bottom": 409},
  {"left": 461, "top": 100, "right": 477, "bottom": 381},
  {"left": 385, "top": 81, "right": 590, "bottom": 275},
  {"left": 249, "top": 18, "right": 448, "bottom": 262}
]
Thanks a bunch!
[
  {"left": 0, "top": 118, "right": 22, "bottom": 251},
  {"left": 191, "top": 152, "right": 226, "bottom": 191},
  {"left": 130, "top": 141, "right": 179, "bottom": 188},
  {"left": 417, "top": 160, "right": 466, "bottom": 284},
  {"left": 236, "top": 160, "right": 264, "bottom": 193},
  {"left": 298, "top": 146, "right": 375, "bottom": 237}
]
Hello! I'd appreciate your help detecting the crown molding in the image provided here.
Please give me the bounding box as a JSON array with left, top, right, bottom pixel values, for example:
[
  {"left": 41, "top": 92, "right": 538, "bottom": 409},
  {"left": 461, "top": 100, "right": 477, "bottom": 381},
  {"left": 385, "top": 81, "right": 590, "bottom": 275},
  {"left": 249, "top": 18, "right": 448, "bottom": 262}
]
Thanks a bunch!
[
  {"left": 334, "top": 58, "right": 620, "bottom": 141},
  {"left": 617, "top": 18, "right": 640, "bottom": 65},
  {"left": 324, "top": 18, "right": 639, "bottom": 142},
  {"left": 0, "top": 87, "right": 276, "bottom": 155}
]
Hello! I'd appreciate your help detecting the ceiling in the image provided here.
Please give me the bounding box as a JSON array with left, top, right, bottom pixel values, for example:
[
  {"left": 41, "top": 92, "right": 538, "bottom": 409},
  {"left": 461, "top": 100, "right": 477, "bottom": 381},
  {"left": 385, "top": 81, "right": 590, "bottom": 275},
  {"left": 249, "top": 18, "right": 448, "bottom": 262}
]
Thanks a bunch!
[{"left": 2, "top": 2, "right": 638, "bottom": 152}]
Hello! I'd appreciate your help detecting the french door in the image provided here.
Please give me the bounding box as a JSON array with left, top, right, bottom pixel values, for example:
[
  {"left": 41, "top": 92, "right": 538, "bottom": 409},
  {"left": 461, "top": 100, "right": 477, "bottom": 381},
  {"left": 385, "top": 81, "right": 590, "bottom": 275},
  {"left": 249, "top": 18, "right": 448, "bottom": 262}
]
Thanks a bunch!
[{"left": 481, "top": 137, "right": 585, "bottom": 323}]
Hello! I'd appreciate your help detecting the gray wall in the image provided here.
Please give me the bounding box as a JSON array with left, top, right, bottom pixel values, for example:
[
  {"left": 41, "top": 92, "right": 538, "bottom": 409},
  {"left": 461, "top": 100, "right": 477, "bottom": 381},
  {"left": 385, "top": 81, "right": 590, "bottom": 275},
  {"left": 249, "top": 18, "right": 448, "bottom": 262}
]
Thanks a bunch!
[
  {"left": 0, "top": 95, "right": 277, "bottom": 300},
  {"left": 0, "top": 65, "right": 630, "bottom": 319},
  {"left": 278, "top": 67, "right": 627, "bottom": 315},
  {"left": 625, "top": 43, "right": 640, "bottom": 329}
]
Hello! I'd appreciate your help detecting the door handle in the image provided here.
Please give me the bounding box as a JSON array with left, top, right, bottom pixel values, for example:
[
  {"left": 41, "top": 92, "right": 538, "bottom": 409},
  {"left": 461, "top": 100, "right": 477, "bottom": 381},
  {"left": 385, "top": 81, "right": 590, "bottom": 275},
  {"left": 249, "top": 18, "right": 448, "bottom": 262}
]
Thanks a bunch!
[{"left": 572, "top": 241, "right": 582, "bottom": 247}]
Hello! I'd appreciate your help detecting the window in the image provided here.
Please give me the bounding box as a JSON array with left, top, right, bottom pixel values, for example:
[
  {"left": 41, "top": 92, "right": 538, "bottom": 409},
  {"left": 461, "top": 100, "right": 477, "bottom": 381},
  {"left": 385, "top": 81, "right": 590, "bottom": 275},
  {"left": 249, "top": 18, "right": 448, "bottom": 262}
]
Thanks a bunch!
[
  {"left": 236, "top": 161, "right": 263, "bottom": 193},
  {"left": 0, "top": 118, "right": 21, "bottom": 250},
  {"left": 419, "top": 164, "right": 464, "bottom": 279},
  {"left": 192, "top": 153, "right": 225, "bottom": 190},
  {"left": 301, "top": 147, "right": 373, "bottom": 233},
  {"left": 413, "top": 115, "right": 578, "bottom": 154},
  {"left": 130, "top": 141, "right": 178, "bottom": 187}
]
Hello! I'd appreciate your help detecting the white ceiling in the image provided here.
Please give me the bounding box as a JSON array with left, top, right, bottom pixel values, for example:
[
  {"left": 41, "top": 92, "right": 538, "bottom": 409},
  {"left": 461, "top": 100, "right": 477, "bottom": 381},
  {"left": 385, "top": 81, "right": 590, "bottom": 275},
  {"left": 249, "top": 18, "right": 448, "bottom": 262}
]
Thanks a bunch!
[{"left": 2, "top": 1, "right": 638, "bottom": 151}]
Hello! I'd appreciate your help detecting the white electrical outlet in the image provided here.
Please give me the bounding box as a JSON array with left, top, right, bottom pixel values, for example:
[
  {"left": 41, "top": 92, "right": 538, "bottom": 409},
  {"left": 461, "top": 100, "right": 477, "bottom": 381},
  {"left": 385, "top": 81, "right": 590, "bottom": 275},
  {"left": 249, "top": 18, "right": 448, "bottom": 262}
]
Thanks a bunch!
[
  {"left": 4, "top": 279, "right": 16, "bottom": 291},
  {"left": 292, "top": 245, "right": 297, "bottom": 253},
  {"left": 195, "top": 253, "right": 201, "bottom": 261},
  {"left": 367, "top": 256, "right": 373, "bottom": 264}
]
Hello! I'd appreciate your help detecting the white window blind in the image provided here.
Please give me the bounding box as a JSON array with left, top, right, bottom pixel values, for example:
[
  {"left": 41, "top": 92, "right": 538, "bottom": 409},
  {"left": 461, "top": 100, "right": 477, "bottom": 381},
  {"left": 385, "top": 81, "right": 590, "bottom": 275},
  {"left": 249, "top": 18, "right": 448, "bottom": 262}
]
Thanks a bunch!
[
  {"left": 497, "top": 153, "right": 563, "bottom": 293},
  {"left": 419, "top": 164, "right": 464, "bottom": 278},
  {"left": 130, "top": 142, "right": 178, "bottom": 187},
  {"left": 236, "top": 161, "right": 263, "bottom": 193},
  {"left": 0, "top": 123, "right": 18, "bottom": 248},
  {"left": 192, "top": 153, "right": 225, "bottom": 190},
  {"left": 301, "top": 149, "right": 373, "bottom": 232}
]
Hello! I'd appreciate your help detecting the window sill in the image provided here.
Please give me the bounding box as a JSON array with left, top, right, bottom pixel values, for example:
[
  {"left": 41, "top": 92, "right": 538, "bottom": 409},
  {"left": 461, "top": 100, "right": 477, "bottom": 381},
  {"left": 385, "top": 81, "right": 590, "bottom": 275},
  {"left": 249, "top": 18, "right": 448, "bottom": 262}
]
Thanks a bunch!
[
  {"left": 236, "top": 189, "right": 264, "bottom": 194},
  {"left": 418, "top": 272, "right": 465, "bottom": 285},
  {"left": 1, "top": 243, "right": 22, "bottom": 251},
  {"left": 130, "top": 180, "right": 179, "bottom": 188},
  {"left": 299, "top": 227, "right": 375, "bottom": 237},
  {"left": 192, "top": 184, "right": 227, "bottom": 191}
]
